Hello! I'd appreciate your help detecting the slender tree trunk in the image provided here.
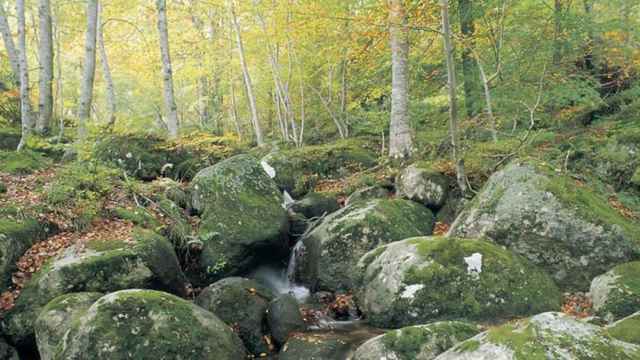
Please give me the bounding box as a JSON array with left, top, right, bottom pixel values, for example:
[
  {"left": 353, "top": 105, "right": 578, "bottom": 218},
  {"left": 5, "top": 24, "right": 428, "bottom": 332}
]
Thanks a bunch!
[
  {"left": 97, "top": 6, "right": 116, "bottom": 129},
  {"left": 54, "top": 4, "right": 63, "bottom": 140},
  {"left": 0, "top": 1, "right": 19, "bottom": 84},
  {"left": 458, "top": 0, "right": 482, "bottom": 118},
  {"left": 16, "top": 0, "right": 31, "bottom": 151},
  {"left": 388, "top": 0, "right": 413, "bottom": 159},
  {"left": 37, "top": 0, "right": 53, "bottom": 134},
  {"left": 77, "top": 0, "right": 99, "bottom": 141},
  {"left": 441, "top": 0, "right": 467, "bottom": 194},
  {"left": 583, "top": 0, "right": 595, "bottom": 71},
  {"left": 553, "top": 0, "right": 563, "bottom": 66},
  {"left": 156, "top": 0, "right": 179, "bottom": 139},
  {"left": 476, "top": 57, "right": 498, "bottom": 142},
  {"left": 230, "top": 2, "right": 263, "bottom": 146},
  {"left": 229, "top": 79, "right": 242, "bottom": 140}
]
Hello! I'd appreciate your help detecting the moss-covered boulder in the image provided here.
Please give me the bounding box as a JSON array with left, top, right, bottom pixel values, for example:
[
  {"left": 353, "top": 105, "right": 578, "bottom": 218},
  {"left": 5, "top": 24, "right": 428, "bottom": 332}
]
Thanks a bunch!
[
  {"left": 291, "top": 198, "right": 434, "bottom": 292},
  {"left": 436, "top": 312, "right": 640, "bottom": 359},
  {"left": 290, "top": 192, "right": 340, "bottom": 219},
  {"left": 190, "top": 154, "right": 288, "bottom": 285},
  {"left": 267, "top": 294, "right": 306, "bottom": 346},
  {"left": 345, "top": 186, "right": 391, "bottom": 206},
  {"left": 608, "top": 312, "right": 640, "bottom": 345},
  {"left": 353, "top": 321, "right": 480, "bottom": 360},
  {"left": 195, "top": 277, "right": 274, "bottom": 355},
  {"left": 0, "top": 339, "right": 17, "bottom": 360},
  {"left": 54, "top": 289, "right": 246, "bottom": 359},
  {"left": 1, "top": 230, "right": 186, "bottom": 345},
  {"left": 262, "top": 139, "right": 378, "bottom": 197},
  {"left": 590, "top": 262, "right": 640, "bottom": 321},
  {"left": 449, "top": 161, "right": 640, "bottom": 289},
  {"left": 0, "top": 127, "right": 20, "bottom": 150},
  {"left": 397, "top": 165, "right": 450, "bottom": 209},
  {"left": 279, "top": 333, "right": 352, "bottom": 360},
  {"left": 357, "top": 237, "right": 561, "bottom": 328},
  {"left": 0, "top": 218, "right": 55, "bottom": 292},
  {"left": 35, "top": 292, "right": 103, "bottom": 360}
]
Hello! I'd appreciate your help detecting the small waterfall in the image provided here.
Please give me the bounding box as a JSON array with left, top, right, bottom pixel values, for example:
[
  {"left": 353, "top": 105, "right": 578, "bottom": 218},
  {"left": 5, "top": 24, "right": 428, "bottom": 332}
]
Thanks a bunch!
[
  {"left": 250, "top": 264, "right": 310, "bottom": 302},
  {"left": 286, "top": 240, "right": 305, "bottom": 282}
]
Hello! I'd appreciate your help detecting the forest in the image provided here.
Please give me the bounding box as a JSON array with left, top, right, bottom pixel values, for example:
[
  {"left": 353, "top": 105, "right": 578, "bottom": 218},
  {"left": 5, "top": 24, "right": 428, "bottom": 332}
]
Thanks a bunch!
[{"left": 0, "top": 0, "right": 639, "bottom": 359}]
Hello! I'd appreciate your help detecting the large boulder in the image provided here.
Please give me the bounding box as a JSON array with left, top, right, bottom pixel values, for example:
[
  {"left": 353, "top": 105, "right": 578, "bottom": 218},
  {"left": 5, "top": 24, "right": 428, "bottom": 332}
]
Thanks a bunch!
[
  {"left": 292, "top": 198, "right": 434, "bottom": 292},
  {"left": 353, "top": 321, "right": 480, "bottom": 360},
  {"left": 435, "top": 312, "right": 640, "bottom": 359},
  {"left": 397, "top": 165, "right": 450, "bottom": 209},
  {"left": 449, "top": 161, "right": 640, "bottom": 289},
  {"left": 590, "top": 261, "right": 640, "bottom": 321},
  {"left": 190, "top": 154, "right": 288, "bottom": 285},
  {"left": 608, "top": 312, "right": 640, "bottom": 345},
  {"left": 357, "top": 237, "right": 561, "bottom": 328},
  {"left": 0, "top": 217, "right": 55, "bottom": 292},
  {"left": 267, "top": 294, "right": 306, "bottom": 346},
  {"left": 195, "top": 277, "right": 274, "bottom": 355},
  {"left": 35, "top": 292, "right": 103, "bottom": 360},
  {"left": 290, "top": 192, "right": 340, "bottom": 219},
  {"left": 54, "top": 289, "right": 247, "bottom": 359},
  {"left": 1, "top": 230, "right": 186, "bottom": 345}
]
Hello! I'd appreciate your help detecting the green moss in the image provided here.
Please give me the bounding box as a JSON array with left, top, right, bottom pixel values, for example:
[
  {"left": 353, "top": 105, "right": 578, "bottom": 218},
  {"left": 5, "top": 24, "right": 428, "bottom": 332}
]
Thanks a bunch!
[
  {"left": 360, "top": 246, "right": 387, "bottom": 270},
  {"left": 0, "top": 218, "right": 50, "bottom": 290},
  {"left": 85, "top": 239, "right": 129, "bottom": 252},
  {"left": 485, "top": 321, "right": 547, "bottom": 359},
  {"left": 0, "top": 149, "right": 50, "bottom": 174},
  {"left": 598, "top": 262, "right": 640, "bottom": 319},
  {"left": 112, "top": 207, "right": 160, "bottom": 229},
  {"left": 454, "top": 339, "right": 481, "bottom": 352},
  {"left": 381, "top": 322, "right": 480, "bottom": 360},
  {"left": 544, "top": 168, "right": 640, "bottom": 243},
  {"left": 608, "top": 313, "right": 640, "bottom": 345}
]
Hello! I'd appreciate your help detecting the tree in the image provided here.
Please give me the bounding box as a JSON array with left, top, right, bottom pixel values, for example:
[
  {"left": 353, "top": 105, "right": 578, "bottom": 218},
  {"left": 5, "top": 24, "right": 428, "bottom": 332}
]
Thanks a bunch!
[
  {"left": 98, "top": 5, "right": 116, "bottom": 129},
  {"left": 441, "top": 0, "right": 467, "bottom": 194},
  {"left": 458, "top": 0, "right": 482, "bottom": 118},
  {"left": 230, "top": 1, "right": 263, "bottom": 146},
  {"left": 388, "top": 0, "right": 412, "bottom": 159},
  {"left": 0, "top": 1, "right": 19, "bottom": 84},
  {"left": 37, "top": 0, "right": 54, "bottom": 134},
  {"left": 16, "top": 0, "right": 31, "bottom": 151},
  {"left": 78, "top": 0, "right": 99, "bottom": 141},
  {"left": 156, "top": 0, "right": 179, "bottom": 139}
]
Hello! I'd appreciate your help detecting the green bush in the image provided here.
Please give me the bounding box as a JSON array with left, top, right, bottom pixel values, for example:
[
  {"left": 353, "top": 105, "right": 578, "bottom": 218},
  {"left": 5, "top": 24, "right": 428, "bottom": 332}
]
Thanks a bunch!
[{"left": 0, "top": 149, "right": 50, "bottom": 174}]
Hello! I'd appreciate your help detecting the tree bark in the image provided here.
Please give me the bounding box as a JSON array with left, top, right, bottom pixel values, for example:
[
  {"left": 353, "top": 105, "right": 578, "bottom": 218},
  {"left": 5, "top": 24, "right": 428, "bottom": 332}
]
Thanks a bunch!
[
  {"left": 77, "top": 0, "right": 99, "bottom": 141},
  {"left": 97, "top": 6, "right": 116, "bottom": 129},
  {"left": 37, "top": 0, "right": 53, "bottom": 134},
  {"left": 388, "top": 0, "right": 413, "bottom": 159},
  {"left": 156, "top": 0, "right": 179, "bottom": 139},
  {"left": 441, "top": 0, "right": 467, "bottom": 194},
  {"left": 553, "top": 0, "right": 563, "bottom": 66},
  {"left": 230, "top": 1, "right": 263, "bottom": 146},
  {"left": 0, "top": 1, "right": 19, "bottom": 84},
  {"left": 458, "top": 0, "right": 482, "bottom": 118},
  {"left": 16, "top": 0, "right": 31, "bottom": 151}
]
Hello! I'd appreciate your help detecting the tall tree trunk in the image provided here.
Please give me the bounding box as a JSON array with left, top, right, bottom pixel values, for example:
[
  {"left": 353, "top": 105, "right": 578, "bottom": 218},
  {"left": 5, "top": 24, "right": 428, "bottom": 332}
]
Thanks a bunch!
[
  {"left": 37, "top": 0, "right": 53, "bottom": 134},
  {"left": 0, "top": 1, "right": 19, "bottom": 84},
  {"left": 53, "top": 3, "right": 63, "bottom": 140},
  {"left": 230, "top": 1, "right": 263, "bottom": 146},
  {"left": 156, "top": 0, "right": 179, "bottom": 139},
  {"left": 388, "top": 0, "right": 412, "bottom": 159},
  {"left": 97, "top": 7, "right": 116, "bottom": 129},
  {"left": 441, "top": 0, "right": 467, "bottom": 194},
  {"left": 583, "top": 0, "right": 595, "bottom": 71},
  {"left": 16, "top": 0, "right": 31, "bottom": 151},
  {"left": 229, "top": 79, "right": 242, "bottom": 140},
  {"left": 77, "top": 0, "right": 98, "bottom": 141},
  {"left": 458, "top": 0, "right": 482, "bottom": 118}
]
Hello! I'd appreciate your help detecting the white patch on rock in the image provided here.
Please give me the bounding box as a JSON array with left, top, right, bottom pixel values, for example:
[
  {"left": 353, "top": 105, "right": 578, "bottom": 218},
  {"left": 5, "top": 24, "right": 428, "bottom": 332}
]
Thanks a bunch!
[
  {"left": 400, "top": 284, "right": 425, "bottom": 299},
  {"left": 261, "top": 160, "right": 276, "bottom": 178},
  {"left": 464, "top": 252, "right": 483, "bottom": 278}
]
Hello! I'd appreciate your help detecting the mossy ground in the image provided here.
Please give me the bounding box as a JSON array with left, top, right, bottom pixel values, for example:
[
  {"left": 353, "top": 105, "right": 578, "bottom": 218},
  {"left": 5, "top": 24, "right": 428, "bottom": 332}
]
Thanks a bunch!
[{"left": 608, "top": 313, "right": 640, "bottom": 345}]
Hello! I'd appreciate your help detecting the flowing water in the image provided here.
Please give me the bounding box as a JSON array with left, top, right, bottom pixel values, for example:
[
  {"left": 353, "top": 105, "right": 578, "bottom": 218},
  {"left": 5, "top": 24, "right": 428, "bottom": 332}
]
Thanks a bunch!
[{"left": 249, "top": 264, "right": 311, "bottom": 302}]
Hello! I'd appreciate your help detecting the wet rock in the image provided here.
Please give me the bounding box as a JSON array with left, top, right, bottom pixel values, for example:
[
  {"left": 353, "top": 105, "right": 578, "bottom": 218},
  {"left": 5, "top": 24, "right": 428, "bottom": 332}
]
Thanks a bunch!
[{"left": 267, "top": 294, "right": 306, "bottom": 346}]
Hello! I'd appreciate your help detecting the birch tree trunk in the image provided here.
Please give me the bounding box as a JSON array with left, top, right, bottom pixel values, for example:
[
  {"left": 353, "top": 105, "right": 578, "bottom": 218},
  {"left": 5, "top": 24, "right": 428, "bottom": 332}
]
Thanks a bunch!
[
  {"left": 441, "top": 0, "right": 467, "bottom": 194},
  {"left": 458, "top": 0, "right": 482, "bottom": 118},
  {"left": 77, "top": 0, "right": 99, "bottom": 141},
  {"left": 0, "top": 1, "right": 19, "bottom": 84},
  {"left": 16, "top": 0, "right": 31, "bottom": 151},
  {"left": 37, "top": 0, "right": 53, "bottom": 134},
  {"left": 388, "top": 0, "right": 413, "bottom": 159},
  {"left": 230, "top": 1, "right": 263, "bottom": 146},
  {"left": 156, "top": 0, "right": 179, "bottom": 139},
  {"left": 97, "top": 7, "right": 116, "bottom": 129},
  {"left": 53, "top": 4, "right": 64, "bottom": 140}
]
